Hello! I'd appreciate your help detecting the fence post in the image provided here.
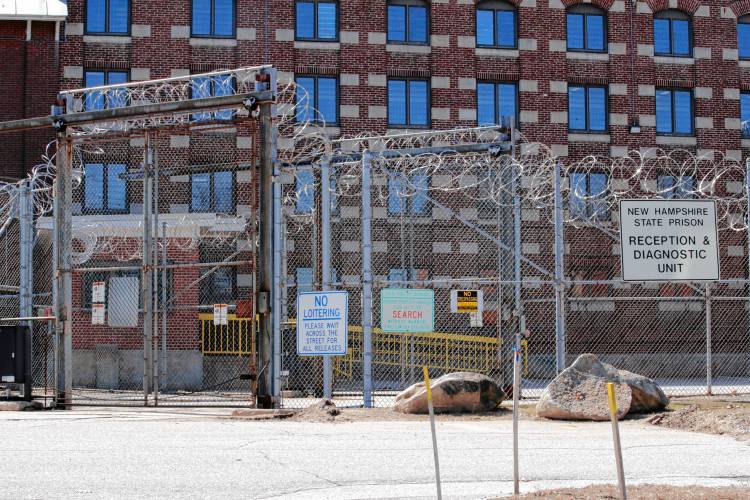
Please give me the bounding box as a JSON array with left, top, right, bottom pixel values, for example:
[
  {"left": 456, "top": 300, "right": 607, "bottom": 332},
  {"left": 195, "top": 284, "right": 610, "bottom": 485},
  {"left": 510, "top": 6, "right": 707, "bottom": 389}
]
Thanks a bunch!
[
  {"left": 272, "top": 148, "right": 283, "bottom": 402},
  {"left": 705, "top": 283, "right": 712, "bottom": 395},
  {"left": 321, "top": 157, "right": 333, "bottom": 399},
  {"left": 161, "top": 222, "right": 167, "bottom": 393},
  {"left": 54, "top": 130, "right": 73, "bottom": 409},
  {"left": 142, "top": 132, "right": 153, "bottom": 406},
  {"left": 554, "top": 161, "right": 566, "bottom": 374},
  {"left": 19, "top": 180, "right": 34, "bottom": 401},
  {"left": 746, "top": 158, "right": 750, "bottom": 389},
  {"left": 362, "top": 150, "right": 374, "bottom": 408}
]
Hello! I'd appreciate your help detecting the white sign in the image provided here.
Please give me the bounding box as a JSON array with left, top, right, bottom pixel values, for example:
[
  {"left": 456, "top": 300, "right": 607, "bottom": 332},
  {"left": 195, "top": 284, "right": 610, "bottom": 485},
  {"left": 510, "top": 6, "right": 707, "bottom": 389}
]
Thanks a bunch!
[
  {"left": 380, "top": 289, "right": 435, "bottom": 333},
  {"left": 91, "top": 303, "right": 105, "bottom": 325},
  {"left": 92, "top": 281, "right": 106, "bottom": 303},
  {"left": 469, "top": 312, "right": 483, "bottom": 327},
  {"left": 213, "top": 304, "right": 228, "bottom": 326},
  {"left": 619, "top": 199, "right": 720, "bottom": 282},
  {"left": 450, "top": 290, "right": 484, "bottom": 314},
  {"left": 296, "top": 291, "right": 348, "bottom": 356}
]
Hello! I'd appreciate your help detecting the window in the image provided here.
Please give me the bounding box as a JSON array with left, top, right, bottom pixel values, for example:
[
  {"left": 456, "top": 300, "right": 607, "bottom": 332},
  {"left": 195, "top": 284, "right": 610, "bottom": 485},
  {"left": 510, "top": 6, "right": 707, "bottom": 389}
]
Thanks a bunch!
[
  {"left": 296, "top": 0, "right": 338, "bottom": 40},
  {"left": 388, "top": 0, "right": 428, "bottom": 44},
  {"left": 191, "top": 75, "right": 235, "bottom": 121},
  {"left": 654, "top": 10, "right": 691, "bottom": 56},
  {"left": 657, "top": 174, "right": 695, "bottom": 199},
  {"left": 566, "top": 5, "right": 606, "bottom": 52},
  {"left": 569, "top": 171, "right": 608, "bottom": 220},
  {"left": 192, "top": 0, "right": 235, "bottom": 37},
  {"left": 477, "top": 82, "right": 517, "bottom": 126},
  {"left": 296, "top": 169, "right": 315, "bottom": 214},
  {"left": 191, "top": 171, "right": 234, "bottom": 213},
  {"left": 388, "top": 173, "right": 430, "bottom": 216},
  {"left": 740, "top": 16, "right": 750, "bottom": 59},
  {"left": 295, "top": 75, "right": 338, "bottom": 125},
  {"left": 476, "top": 1, "right": 516, "bottom": 48},
  {"left": 296, "top": 267, "right": 314, "bottom": 293},
  {"left": 84, "top": 70, "right": 129, "bottom": 110},
  {"left": 568, "top": 85, "right": 607, "bottom": 132},
  {"left": 86, "top": 0, "right": 129, "bottom": 34},
  {"left": 388, "top": 79, "right": 429, "bottom": 127},
  {"left": 200, "top": 267, "right": 235, "bottom": 305},
  {"left": 388, "top": 268, "right": 428, "bottom": 286},
  {"left": 81, "top": 265, "right": 171, "bottom": 308},
  {"left": 655, "top": 88, "right": 693, "bottom": 135},
  {"left": 742, "top": 92, "right": 750, "bottom": 138},
  {"left": 83, "top": 163, "right": 128, "bottom": 213}
]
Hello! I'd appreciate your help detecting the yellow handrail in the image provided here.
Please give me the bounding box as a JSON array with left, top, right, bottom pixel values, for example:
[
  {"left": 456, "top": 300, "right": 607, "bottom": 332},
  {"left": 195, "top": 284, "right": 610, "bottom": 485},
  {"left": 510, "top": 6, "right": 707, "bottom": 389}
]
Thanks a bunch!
[{"left": 199, "top": 313, "right": 256, "bottom": 356}]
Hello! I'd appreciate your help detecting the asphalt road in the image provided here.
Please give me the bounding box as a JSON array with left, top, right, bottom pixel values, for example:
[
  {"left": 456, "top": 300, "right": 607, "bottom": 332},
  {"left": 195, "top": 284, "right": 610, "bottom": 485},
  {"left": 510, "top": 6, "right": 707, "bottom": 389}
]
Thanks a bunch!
[{"left": 1, "top": 409, "right": 748, "bottom": 499}]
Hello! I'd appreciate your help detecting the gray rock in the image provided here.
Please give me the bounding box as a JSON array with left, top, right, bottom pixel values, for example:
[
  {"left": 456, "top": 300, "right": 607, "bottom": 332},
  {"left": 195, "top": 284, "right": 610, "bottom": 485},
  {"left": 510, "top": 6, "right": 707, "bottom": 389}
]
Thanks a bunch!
[
  {"left": 537, "top": 368, "right": 631, "bottom": 421},
  {"left": 569, "top": 354, "right": 669, "bottom": 413},
  {"left": 0, "top": 400, "right": 43, "bottom": 411},
  {"left": 394, "top": 371, "right": 505, "bottom": 414}
]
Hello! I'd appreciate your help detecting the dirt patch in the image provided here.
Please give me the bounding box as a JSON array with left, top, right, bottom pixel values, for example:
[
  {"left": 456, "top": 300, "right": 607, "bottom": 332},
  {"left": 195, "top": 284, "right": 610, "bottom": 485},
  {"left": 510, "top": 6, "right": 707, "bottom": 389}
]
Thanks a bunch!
[
  {"left": 645, "top": 401, "right": 750, "bottom": 442},
  {"left": 286, "top": 399, "right": 518, "bottom": 423},
  {"left": 507, "top": 484, "right": 750, "bottom": 499}
]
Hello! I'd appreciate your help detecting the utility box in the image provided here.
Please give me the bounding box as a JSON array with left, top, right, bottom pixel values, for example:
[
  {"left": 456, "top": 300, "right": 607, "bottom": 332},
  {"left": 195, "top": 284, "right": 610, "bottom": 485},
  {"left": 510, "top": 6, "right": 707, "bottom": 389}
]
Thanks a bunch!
[{"left": 0, "top": 326, "right": 29, "bottom": 386}]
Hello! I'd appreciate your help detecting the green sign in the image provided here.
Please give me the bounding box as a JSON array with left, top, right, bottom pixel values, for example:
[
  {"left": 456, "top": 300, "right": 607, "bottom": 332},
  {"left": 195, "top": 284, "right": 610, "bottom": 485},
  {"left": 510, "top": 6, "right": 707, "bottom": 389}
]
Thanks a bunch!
[{"left": 380, "top": 288, "right": 435, "bottom": 333}]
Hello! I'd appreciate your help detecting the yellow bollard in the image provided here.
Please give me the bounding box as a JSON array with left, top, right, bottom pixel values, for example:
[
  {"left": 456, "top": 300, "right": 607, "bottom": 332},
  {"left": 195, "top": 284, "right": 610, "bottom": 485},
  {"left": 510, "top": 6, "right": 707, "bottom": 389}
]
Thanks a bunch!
[
  {"left": 607, "top": 382, "right": 627, "bottom": 500},
  {"left": 423, "top": 367, "right": 442, "bottom": 500}
]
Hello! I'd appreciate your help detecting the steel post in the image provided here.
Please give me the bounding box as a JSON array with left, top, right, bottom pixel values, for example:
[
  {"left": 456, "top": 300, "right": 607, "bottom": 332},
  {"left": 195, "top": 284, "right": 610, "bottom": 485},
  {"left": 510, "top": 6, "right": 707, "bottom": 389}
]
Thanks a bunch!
[
  {"left": 272, "top": 141, "right": 283, "bottom": 401},
  {"left": 142, "top": 133, "right": 153, "bottom": 405},
  {"left": 152, "top": 139, "right": 160, "bottom": 405},
  {"left": 361, "top": 151, "right": 374, "bottom": 408},
  {"left": 705, "top": 283, "right": 712, "bottom": 395},
  {"left": 554, "top": 161, "right": 566, "bottom": 373},
  {"left": 161, "top": 222, "right": 167, "bottom": 393},
  {"left": 321, "top": 157, "right": 333, "bottom": 399},
  {"left": 746, "top": 159, "right": 750, "bottom": 385},
  {"left": 19, "top": 181, "right": 34, "bottom": 401}
]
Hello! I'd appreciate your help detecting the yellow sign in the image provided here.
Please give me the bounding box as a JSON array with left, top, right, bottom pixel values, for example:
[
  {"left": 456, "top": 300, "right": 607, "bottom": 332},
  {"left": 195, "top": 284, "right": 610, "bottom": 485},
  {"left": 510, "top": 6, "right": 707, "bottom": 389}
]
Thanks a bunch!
[{"left": 450, "top": 290, "right": 483, "bottom": 314}]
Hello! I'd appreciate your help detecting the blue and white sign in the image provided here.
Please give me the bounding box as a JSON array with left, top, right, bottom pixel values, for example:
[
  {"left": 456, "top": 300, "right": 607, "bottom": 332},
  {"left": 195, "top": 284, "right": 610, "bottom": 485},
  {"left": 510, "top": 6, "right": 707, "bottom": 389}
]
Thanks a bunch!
[{"left": 296, "top": 291, "right": 349, "bottom": 356}]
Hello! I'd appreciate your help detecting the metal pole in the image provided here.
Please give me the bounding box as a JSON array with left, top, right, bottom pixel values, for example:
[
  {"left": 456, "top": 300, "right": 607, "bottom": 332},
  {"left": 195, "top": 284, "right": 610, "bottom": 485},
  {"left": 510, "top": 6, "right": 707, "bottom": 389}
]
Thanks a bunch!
[
  {"left": 361, "top": 150, "right": 374, "bottom": 408},
  {"left": 705, "top": 283, "right": 712, "bottom": 395},
  {"left": 54, "top": 131, "right": 73, "bottom": 409},
  {"left": 422, "top": 367, "right": 443, "bottom": 500},
  {"left": 272, "top": 145, "right": 283, "bottom": 401},
  {"left": 152, "top": 138, "right": 160, "bottom": 406},
  {"left": 746, "top": 159, "right": 750, "bottom": 387},
  {"left": 512, "top": 348, "right": 521, "bottom": 495},
  {"left": 607, "top": 382, "right": 628, "bottom": 500},
  {"left": 554, "top": 161, "right": 566, "bottom": 373},
  {"left": 321, "top": 157, "right": 333, "bottom": 399},
  {"left": 161, "top": 222, "right": 167, "bottom": 393},
  {"left": 257, "top": 69, "right": 277, "bottom": 408},
  {"left": 142, "top": 133, "right": 153, "bottom": 405},
  {"left": 19, "top": 181, "right": 34, "bottom": 401}
]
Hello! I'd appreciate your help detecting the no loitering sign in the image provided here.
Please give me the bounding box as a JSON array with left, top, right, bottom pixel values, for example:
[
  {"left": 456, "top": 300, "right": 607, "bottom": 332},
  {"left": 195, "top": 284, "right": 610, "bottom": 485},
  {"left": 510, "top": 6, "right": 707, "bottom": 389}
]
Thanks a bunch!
[
  {"left": 619, "top": 199, "right": 720, "bottom": 282},
  {"left": 296, "top": 291, "right": 349, "bottom": 356}
]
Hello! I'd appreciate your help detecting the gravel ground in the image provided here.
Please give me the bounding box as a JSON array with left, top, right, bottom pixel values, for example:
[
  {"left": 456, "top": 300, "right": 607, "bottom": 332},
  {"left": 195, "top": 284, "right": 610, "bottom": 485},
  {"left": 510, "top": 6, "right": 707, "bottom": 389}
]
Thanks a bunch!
[
  {"left": 508, "top": 484, "right": 750, "bottom": 499},
  {"left": 644, "top": 399, "right": 750, "bottom": 442}
]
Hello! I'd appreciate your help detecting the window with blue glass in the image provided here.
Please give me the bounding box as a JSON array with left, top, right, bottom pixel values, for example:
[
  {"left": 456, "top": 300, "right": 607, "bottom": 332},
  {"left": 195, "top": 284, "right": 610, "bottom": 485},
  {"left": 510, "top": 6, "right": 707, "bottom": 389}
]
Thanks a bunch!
[
  {"left": 476, "top": 1, "right": 517, "bottom": 48},
  {"left": 568, "top": 85, "right": 607, "bottom": 132},
  {"left": 296, "top": 267, "right": 314, "bottom": 293},
  {"left": 200, "top": 267, "right": 234, "bottom": 305},
  {"left": 569, "top": 171, "right": 608, "bottom": 220},
  {"left": 741, "top": 92, "right": 750, "bottom": 138},
  {"left": 740, "top": 16, "right": 750, "bottom": 60},
  {"left": 296, "top": 0, "right": 338, "bottom": 40},
  {"left": 191, "top": 171, "right": 234, "bottom": 213},
  {"left": 388, "top": 173, "right": 430, "bottom": 216},
  {"left": 566, "top": 5, "right": 606, "bottom": 52},
  {"left": 388, "top": 79, "right": 429, "bottom": 127},
  {"left": 192, "top": 0, "right": 235, "bottom": 37},
  {"left": 657, "top": 174, "right": 695, "bottom": 199},
  {"left": 655, "top": 88, "right": 693, "bottom": 135},
  {"left": 388, "top": 0, "right": 429, "bottom": 44},
  {"left": 477, "top": 82, "right": 517, "bottom": 126},
  {"left": 653, "top": 10, "right": 691, "bottom": 56},
  {"left": 86, "top": 0, "right": 129, "bottom": 34},
  {"left": 295, "top": 75, "right": 338, "bottom": 125},
  {"left": 83, "top": 163, "right": 128, "bottom": 213},
  {"left": 84, "top": 70, "right": 129, "bottom": 110},
  {"left": 296, "top": 169, "right": 315, "bottom": 214},
  {"left": 191, "top": 75, "right": 235, "bottom": 121}
]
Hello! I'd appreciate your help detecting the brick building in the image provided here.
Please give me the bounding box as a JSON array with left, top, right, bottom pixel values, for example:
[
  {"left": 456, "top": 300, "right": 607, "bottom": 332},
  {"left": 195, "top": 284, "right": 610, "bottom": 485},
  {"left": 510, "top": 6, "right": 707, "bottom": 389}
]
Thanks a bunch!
[{"left": 3, "top": 0, "right": 750, "bottom": 392}]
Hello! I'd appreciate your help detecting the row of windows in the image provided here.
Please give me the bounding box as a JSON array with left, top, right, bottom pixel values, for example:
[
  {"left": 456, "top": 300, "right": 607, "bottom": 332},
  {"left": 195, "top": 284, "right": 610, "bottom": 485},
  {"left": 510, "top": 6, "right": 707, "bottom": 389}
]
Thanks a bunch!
[{"left": 83, "top": 0, "right": 750, "bottom": 59}]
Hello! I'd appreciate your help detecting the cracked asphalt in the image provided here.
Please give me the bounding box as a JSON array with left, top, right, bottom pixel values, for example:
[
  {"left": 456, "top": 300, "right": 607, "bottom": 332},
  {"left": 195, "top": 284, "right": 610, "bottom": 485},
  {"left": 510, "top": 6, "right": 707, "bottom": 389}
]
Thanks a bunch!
[{"left": 1, "top": 408, "right": 748, "bottom": 499}]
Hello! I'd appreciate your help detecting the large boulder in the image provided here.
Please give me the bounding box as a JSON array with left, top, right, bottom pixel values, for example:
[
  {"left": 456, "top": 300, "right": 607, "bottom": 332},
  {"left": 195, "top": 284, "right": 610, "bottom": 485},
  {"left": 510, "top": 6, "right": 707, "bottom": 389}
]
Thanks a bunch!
[
  {"left": 568, "top": 354, "right": 669, "bottom": 413},
  {"left": 536, "top": 354, "right": 669, "bottom": 421},
  {"left": 394, "top": 371, "right": 505, "bottom": 414},
  {"left": 537, "top": 368, "right": 631, "bottom": 421}
]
